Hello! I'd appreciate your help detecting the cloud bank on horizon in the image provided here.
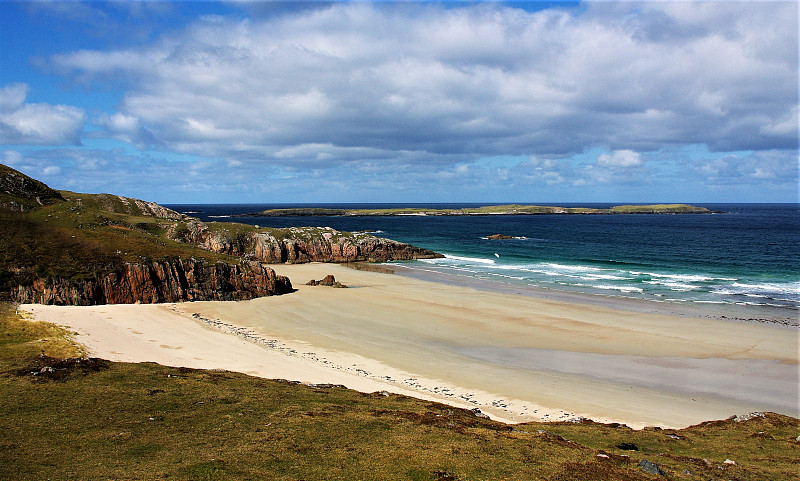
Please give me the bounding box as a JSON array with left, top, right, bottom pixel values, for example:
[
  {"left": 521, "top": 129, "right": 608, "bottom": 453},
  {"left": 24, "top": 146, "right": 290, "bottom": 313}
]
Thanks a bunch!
[{"left": 0, "top": 1, "right": 797, "bottom": 203}]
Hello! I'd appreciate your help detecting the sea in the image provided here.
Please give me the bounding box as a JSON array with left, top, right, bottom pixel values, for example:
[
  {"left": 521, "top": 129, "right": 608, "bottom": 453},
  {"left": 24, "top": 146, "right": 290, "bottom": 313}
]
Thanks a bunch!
[{"left": 166, "top": 203, "right": 799, "bottom": 324}]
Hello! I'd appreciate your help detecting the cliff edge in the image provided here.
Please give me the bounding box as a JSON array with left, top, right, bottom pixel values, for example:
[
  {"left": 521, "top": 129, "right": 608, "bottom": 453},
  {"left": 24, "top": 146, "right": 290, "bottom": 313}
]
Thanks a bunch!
[
  {"left": 0, "top": 164, "right": 440, "bottom": 305},
  {"left": 1, "top": 165, "right": 293, "bottom": 305},
  {"left": 180, "top": 225, "right": 442, "bottom": 264}
]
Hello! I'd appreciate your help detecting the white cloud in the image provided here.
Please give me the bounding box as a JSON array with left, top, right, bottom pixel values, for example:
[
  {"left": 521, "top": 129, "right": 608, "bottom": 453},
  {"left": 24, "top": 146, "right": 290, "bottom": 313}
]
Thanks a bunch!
[
  {"left": 597, "top": 150, "right": 643, "bottom": 168},
  {"left": 1, "top": 150, "right": 23, "bottom": 166},
  {"left": 44, "top": 2, "right": 797, "bottom": 167},
  {"left": 0, "top": 83, "right": 27, "bottom": 112},
  {"left": 42, "top": 165, "right": 61, "bottom": 176},
  {"left": 692, "top": 150, "right": 798, "bottom": 186},
  {"left": 760, "top": 105, "right": 799, "bottom": 139},
  {"left": 0, "top": 83, "right": 86, "bottom": 145},
  {"left": 95, "top": 112, "right": 158, "bottom": 148}
]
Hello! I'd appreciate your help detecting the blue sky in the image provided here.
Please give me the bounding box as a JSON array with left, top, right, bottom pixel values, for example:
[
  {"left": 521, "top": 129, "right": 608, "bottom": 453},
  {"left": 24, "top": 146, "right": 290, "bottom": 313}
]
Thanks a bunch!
[{"left": 1, "top": 1, "right": 797, "bottom": 204}]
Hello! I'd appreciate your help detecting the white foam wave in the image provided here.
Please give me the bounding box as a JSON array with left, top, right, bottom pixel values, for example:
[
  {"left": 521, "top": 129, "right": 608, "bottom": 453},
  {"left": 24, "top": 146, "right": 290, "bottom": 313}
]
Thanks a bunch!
[
  {"left": 442, "top": 254, "right": 496, "bottom": 265},
  {"left": 731, "top": 281, "right": 800, "bottom": 295},
  {"left": 409, "top": 258, "right": 797, "bottom": 307},
  {"left": 636, "top": 272, "right": 737, "bottom": 282},
  {"left": 590, "top": 284, "right": 644, "bottom": 293},
  {"left": 584, "top": 273, "right": 633, "bottom": 281},
  {"left": 480, "top": 236, "right": 527, "bottom": 240},
  {"left": 643, "top": 280, "right": 700, "bottom": 291},
  {"left": 546, "top": 263, "right": 604, "bottom": 273}
]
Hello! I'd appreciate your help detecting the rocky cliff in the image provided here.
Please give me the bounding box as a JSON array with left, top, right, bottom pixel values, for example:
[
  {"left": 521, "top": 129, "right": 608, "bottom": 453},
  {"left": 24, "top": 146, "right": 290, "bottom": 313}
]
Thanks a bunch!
[
  {"left": 2, "top": 164, "right": 440, "bottom": 306},
  {"left": 0, "top": 164, "right": 65, "bottom": 212},
  {"left": 191, "top": 226, "right": 443, "bottom": 264},
  {"left": 12, "top": 259, "right": 293, "bottom": 306}
]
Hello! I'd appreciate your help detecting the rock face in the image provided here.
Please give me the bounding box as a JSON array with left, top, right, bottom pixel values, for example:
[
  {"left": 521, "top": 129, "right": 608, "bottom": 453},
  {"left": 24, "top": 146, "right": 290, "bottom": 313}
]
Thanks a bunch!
[
  {"left": 193, "top": 228, "right": 443, "bottom": 264},
  {"left": 13, "top": 259, "right": 293, "bottom": 306},
  {"left": 0, "top": 164, "right": 64, "bottom": 211}
]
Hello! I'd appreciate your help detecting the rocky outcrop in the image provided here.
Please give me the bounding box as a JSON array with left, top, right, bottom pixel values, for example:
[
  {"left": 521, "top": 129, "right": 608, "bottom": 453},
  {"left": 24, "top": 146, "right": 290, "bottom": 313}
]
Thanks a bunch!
[
  {"left": 0, "top": 164, "right": 64, "bottom": 211},
  {"left": 194, "top": 227, "right": 443, "bottom": 264},
  {"left": 1, "top": 165, "right": 439, "bottom": 307},
  {"left": 12, "top": 259, "right": 293, "bottom": 306},
  {"left": 93, "top": 194, "right": 186, "bottom": 221},
  {"left": 306, "top": 275, "right": 347, "bottom": 288}
]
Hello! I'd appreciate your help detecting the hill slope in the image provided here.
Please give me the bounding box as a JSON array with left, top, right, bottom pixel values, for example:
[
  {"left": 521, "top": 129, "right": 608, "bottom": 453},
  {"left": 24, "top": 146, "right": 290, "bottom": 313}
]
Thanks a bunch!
[{"left": 0, "top": 165, "right": 439, "bottom": 305}]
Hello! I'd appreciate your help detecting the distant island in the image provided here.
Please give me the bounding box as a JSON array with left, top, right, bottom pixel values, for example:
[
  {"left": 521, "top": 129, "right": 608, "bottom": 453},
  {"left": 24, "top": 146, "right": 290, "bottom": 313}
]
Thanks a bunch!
[{"left": 237, "top": 203, "right": 713, "bottom": 217}]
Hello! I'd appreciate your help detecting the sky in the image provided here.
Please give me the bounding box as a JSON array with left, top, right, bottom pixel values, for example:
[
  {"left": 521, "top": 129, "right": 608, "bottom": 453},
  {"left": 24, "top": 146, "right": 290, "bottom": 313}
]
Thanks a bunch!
[{"left": 1, "top": 1, "right": 798, "bottom": 204}]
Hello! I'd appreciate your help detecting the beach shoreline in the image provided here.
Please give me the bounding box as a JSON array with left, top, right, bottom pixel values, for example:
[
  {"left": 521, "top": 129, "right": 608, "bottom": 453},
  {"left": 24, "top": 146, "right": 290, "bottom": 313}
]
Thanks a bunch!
[
  {"left": 377, "top": 261, "right": 799, "bottom": 328},
  {"left": 21, "top": 262, "right": 799, "bottom": 429}
]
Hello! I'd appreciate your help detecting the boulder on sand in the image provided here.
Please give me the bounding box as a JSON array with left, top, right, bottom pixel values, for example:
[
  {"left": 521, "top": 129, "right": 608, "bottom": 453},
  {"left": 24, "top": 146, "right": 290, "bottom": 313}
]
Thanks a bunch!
[{"left": 306, "top": 275, "right": 347, "bottom": 288}]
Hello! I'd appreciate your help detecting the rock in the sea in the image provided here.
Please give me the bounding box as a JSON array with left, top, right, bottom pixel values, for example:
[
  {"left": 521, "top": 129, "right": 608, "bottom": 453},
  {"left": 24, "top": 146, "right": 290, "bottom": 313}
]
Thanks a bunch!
[
  {"left": 486, "top": 234, "right": 515, "bottom": 240},
  {"left": 306, "top": 275, "right": 347, "bottom": 288}
]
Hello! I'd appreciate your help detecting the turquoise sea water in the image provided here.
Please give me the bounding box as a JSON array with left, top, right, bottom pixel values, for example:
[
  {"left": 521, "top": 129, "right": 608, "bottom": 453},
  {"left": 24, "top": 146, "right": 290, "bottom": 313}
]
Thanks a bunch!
[{"left": 169, "top": 203, "right": 799, "bottom": 320}]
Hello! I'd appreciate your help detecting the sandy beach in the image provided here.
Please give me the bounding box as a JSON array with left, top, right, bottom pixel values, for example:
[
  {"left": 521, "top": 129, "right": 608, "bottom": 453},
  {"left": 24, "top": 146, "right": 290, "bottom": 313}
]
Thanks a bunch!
[{"left": 23, "top": 262, "right": 799, "bottom": 429}]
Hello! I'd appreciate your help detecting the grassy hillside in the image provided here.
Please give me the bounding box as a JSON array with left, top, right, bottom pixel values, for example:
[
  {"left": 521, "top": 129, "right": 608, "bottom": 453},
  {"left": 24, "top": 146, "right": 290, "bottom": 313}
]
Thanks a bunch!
[
  {"left": 0, "top": 190, "right": 236, "bottom": 295},
  {"left": 247, "top": 204, "right": 712, "bottom": 217},
  {"left": 2, "top": 307, "right": 798, "bottom": 481},
  {"left": 1, "top": 165, "right": 431, "bottom": 298}
]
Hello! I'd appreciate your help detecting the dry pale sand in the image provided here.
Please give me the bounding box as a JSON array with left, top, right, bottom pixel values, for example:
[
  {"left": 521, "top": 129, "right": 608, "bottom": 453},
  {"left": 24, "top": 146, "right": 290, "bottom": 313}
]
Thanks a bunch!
[{"left": 23, "top": 263, "right": 799, "bottom": 429}]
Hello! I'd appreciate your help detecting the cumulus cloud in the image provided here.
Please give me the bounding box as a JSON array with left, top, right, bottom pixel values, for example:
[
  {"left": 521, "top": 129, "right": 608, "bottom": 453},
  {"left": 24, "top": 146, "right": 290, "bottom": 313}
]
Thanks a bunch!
[
  {"left": 95, "top": 112, "right": 159, "bottom": 148},
  {"left": 1, "top": 149, "right": 23, "bottom": 166},
  {"left": 44, "top": 2, "right": 796, "bottom": 168},
  {"left": 0, "top": 83, "right": 87, "bottom": 145},
  {"left": 693, "top": 150, "right": 799, "bottom": 185},
  {"left": 597, "top": 150, "right": 643, "bottom": 168},
  {"left": 42, "top": 165, "right": 61, "bottom": 176}
]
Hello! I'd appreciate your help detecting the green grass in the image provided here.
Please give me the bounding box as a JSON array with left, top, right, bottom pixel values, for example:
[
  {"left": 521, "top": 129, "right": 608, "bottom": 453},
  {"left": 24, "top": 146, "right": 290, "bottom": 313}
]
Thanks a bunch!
[
  {"left": 0, "top": 304, "right": 84, "bottom": 368},
  {"left": 1, "top": 305, "right": 798, "bottom": 481},
  {"left": 0, "top": 189, "right": 241, "bottom": 296}
]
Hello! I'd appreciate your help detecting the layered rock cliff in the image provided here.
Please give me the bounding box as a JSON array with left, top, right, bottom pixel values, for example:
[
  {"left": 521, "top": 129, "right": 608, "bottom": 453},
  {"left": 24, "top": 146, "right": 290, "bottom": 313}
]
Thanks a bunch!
[
  {"left": 12, "top": 259, "right": 293, "bottom": 306},
  {"left": 191, "top": 226, "right": 443, "bottom": 264}
]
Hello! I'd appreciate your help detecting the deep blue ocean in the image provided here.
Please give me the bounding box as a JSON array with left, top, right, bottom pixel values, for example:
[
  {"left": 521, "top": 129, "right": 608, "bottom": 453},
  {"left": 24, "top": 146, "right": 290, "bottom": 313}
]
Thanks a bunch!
[{"left": 167, "top": 203, "right": 799, "bottom": 316}]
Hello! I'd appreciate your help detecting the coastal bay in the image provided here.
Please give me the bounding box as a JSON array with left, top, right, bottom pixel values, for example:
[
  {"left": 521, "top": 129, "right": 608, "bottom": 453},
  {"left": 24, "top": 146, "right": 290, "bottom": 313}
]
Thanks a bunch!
[{"left": 24, "top": 262, "right": 798, "bottom": 429}]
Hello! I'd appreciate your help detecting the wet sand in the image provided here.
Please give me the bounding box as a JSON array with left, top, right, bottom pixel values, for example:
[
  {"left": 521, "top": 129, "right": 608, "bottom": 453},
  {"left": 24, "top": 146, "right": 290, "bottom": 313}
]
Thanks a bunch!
[{"left": 23, "top": 263, "right": 799, "bottom": 429}]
